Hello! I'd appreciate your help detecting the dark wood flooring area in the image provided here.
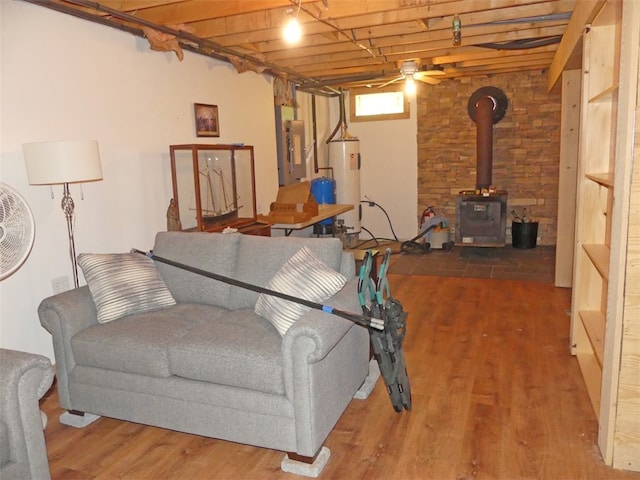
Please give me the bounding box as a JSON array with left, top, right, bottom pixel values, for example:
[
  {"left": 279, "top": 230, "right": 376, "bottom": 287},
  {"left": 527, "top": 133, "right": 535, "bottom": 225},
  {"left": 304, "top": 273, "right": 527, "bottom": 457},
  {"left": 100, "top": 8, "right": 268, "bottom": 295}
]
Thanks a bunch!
[
  {"left": 388, "top": 244, "right": 556, "bottom": 283},
  {"left": 41, "top": 275, "right": 640, "bottom": 479}
]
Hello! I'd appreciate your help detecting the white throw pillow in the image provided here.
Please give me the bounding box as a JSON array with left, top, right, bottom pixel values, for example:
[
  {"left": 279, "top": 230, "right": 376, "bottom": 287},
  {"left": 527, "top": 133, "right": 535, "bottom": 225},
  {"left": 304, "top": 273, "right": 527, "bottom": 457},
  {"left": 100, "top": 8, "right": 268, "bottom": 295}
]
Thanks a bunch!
[
  {"left": 78, "top": 252, "right": 176, "bottom": 323},
  {"left": 254, "top": 246, "right": 347, "bottom": 336}
]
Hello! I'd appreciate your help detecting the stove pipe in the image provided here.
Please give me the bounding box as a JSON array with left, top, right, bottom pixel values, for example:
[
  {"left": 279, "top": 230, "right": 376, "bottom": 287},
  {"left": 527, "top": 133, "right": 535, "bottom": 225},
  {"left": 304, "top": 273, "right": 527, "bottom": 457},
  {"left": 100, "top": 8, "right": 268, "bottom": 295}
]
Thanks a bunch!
[
  {"left": 467, "top": 86, "right": 508, "bottom": 191},
  {"left": 475, "top": 96, "right": 495, "bottom": 190}
]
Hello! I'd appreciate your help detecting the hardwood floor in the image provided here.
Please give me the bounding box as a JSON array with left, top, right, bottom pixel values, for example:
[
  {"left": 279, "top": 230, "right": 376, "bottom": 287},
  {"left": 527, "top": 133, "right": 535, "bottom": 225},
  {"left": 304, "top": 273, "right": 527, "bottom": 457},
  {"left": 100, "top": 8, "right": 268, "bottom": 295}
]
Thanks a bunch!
[{"left": 41, "top": 275, "right": 640, "bottom": 479}]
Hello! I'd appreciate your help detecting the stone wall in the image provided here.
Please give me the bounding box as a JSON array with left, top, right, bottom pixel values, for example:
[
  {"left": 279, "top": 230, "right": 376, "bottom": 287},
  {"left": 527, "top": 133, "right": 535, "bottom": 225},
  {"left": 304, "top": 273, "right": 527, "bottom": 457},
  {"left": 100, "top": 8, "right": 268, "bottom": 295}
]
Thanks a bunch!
[{"left": 416, "top": 70, "right": 562, "bottom": 245}]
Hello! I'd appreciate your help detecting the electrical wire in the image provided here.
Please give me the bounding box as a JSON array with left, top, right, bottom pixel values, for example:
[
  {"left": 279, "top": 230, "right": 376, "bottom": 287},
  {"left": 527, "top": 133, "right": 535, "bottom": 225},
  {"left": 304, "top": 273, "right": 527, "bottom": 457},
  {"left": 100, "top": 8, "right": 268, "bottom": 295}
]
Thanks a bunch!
[
  {"left": 478, "top": 36, "right": 562, "bottom": 50},
  {"left": 360, "top": 199, "right": 399, "bottom": 241},
  {"left": 347, "top": 227, "right": 380, "bottom": 250},
  {"left": 349, "top": 200, "right": 451, "bottom": 256}
]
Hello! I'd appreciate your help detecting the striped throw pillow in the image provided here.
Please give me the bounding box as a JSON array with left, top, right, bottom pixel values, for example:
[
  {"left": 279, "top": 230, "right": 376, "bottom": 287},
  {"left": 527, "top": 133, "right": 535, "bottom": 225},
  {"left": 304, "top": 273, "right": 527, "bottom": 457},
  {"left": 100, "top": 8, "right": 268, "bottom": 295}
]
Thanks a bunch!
[
  {"left": 78, "top": 253, "right": 176, "bottom": 323},
  {"left": 254, "top": 246, "right": 346, "bottom": 336}
]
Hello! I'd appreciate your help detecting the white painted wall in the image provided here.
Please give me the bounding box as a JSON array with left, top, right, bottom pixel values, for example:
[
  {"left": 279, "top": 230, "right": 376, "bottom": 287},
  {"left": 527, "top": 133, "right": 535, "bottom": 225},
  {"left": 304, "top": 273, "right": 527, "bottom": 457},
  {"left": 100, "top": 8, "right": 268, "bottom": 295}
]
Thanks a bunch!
[
  {"left": 294, "top": 90, "right": 418, "bottom": 243},
  {"left": 338, "top": 93, "right": 419, "bottom": 242},
  {"left": 0, "top": 2, "right": 279, "bottom": 359}
]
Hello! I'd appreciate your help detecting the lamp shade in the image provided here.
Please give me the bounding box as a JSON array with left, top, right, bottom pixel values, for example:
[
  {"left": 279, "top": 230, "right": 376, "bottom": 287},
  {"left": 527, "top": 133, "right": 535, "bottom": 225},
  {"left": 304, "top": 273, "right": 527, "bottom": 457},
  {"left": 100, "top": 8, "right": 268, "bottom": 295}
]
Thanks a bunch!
[{"left": 23, "top": 140, "right": 103, "bottom": 185}]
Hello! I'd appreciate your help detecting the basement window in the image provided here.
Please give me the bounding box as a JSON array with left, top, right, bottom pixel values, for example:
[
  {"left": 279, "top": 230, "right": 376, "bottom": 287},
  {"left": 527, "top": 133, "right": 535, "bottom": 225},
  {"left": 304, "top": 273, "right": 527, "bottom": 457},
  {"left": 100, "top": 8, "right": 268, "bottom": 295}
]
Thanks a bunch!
[{"left": 349, "top": 87, "right": 410, "bottom": 123}]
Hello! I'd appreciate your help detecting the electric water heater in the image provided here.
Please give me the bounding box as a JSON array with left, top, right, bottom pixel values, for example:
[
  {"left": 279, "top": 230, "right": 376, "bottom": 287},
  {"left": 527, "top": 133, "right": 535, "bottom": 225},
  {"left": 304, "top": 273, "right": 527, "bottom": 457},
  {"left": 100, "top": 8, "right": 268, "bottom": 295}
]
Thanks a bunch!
[{"left": 329, "top": 137, "right": 361, "bottom": 235}]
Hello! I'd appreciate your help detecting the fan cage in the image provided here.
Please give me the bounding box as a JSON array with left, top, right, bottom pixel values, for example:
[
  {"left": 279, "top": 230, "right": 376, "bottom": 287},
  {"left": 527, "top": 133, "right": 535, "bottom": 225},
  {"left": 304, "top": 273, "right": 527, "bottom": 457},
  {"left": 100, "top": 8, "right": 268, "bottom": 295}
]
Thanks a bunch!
[{"left": 0, "top": 183, "right": 36, "bottom": 280}]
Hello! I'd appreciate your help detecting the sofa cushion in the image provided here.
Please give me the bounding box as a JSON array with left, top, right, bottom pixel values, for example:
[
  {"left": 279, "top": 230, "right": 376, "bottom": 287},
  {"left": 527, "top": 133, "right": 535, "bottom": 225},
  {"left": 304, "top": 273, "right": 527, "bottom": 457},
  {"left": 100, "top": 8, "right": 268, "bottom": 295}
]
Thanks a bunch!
[
  {"left": 77, "top": 252, "right": 176, "bottom": 324},
  {"left": 153, "top": 232, "right": 240, "bottom": 309},
  {"left": 168, "top": 310, "right": 285, "bottom": 395},
  {"left": 228, "top": 235, "right": 344, "bottom": 310},
  {"left": 254, "top": 247, "right": 347, "bottom": 336},
  {"left": 71, "top": 304, "right": 227, "bottom": 378}
]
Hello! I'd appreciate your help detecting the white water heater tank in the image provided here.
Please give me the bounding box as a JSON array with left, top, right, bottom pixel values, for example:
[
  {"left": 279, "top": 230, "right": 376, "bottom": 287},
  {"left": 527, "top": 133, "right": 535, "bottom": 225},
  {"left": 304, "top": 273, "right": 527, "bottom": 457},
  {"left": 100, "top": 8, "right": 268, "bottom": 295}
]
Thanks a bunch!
[{"left": 329, "top": 138, "right": 361, "bottom": 234}]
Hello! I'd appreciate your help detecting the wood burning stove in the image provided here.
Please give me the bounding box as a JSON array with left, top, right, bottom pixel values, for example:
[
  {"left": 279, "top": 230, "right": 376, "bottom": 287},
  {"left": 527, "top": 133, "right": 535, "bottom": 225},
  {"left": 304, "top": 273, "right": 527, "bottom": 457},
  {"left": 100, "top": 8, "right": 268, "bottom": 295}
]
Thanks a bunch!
[
  {"left": 455, "top": 87, "right": 509, "bottom": 247},
  {"left": 456, "top": 191, "right": 507, "bottom": 246}
]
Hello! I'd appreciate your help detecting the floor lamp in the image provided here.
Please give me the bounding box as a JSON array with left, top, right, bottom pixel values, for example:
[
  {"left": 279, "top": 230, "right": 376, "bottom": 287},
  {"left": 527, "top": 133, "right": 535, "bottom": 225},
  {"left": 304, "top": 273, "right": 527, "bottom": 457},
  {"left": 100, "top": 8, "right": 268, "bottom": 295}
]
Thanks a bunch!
[{"left": 23, "top": 140, "right": 103, "bottom": 289}]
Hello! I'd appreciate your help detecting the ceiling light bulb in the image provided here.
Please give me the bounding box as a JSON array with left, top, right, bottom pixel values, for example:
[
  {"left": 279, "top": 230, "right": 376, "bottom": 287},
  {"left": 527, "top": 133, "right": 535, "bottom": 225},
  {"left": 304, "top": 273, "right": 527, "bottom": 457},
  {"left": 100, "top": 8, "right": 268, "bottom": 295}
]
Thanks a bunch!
[
  {"left": 283, "top": 17, "right": 302, "bottom": 44},
  {"left": 405, "top": 76, "right": 416, "bottom": 96}
]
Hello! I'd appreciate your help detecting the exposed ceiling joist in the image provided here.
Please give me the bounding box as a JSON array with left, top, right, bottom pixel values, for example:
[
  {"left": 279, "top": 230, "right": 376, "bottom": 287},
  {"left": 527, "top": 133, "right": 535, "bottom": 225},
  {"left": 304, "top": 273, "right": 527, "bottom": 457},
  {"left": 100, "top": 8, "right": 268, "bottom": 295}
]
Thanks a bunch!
[{"left": 25, "top": 0, "right": 580, "bottom": 93}]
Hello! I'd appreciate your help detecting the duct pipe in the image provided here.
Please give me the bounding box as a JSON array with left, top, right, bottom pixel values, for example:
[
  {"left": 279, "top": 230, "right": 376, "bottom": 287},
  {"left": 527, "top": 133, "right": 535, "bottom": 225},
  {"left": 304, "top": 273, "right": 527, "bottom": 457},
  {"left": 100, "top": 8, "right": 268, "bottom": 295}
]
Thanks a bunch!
[
  {"left": 467, "top": 86, "right": 508, "bottom": 191},
  {"left": 476, "top": 96, "right": 495, "bottom": 190}
]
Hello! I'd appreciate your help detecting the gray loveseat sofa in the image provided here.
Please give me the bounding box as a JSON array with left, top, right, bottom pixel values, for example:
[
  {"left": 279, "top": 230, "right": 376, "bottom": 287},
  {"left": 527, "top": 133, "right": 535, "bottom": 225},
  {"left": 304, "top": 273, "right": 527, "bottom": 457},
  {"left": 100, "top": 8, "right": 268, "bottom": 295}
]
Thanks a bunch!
[
  {"left": 0, "top": 348, "right": 54, "bottom": 480},
  {"left": 38, "top": 232, "right": 370, "bottom": 471}
]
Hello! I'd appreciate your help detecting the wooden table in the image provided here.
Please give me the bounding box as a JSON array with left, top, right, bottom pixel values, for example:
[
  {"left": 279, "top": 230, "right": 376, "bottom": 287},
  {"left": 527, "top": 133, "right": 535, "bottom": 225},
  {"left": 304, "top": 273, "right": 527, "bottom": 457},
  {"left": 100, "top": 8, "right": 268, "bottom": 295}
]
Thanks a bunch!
[{"left": 264, "top": 204, "right": 353, "bottom": 236}]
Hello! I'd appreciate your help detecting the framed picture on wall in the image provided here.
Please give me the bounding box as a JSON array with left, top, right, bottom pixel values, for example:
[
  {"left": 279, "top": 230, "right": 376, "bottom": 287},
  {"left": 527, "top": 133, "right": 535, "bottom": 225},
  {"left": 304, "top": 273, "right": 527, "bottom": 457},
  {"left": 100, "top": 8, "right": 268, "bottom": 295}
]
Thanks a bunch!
[{"left": 194, "top": 103, "right": 220, "bottom": 137}]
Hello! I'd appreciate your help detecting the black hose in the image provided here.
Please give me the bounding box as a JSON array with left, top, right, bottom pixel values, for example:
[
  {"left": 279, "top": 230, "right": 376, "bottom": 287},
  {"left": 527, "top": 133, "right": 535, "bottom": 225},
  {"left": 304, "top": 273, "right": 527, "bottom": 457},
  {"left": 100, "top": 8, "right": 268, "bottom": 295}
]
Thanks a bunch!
[
  {"left": 478, "top": 36, "right": 562, "bottom": 50},
  {"left": 401, "top": 225, "right": 436, "bottom": 254},
  {"left": 325, "top": 89, "right": 346, "bottom": 144}
]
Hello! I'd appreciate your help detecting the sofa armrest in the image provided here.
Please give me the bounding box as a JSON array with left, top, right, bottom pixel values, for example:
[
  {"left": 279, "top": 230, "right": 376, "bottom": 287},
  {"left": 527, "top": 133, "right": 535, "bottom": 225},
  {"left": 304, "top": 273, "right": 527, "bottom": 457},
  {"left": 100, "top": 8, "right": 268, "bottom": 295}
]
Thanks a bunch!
[
  {"left": 282, "top": 278, "right": 361, "bottom": 366},
  {"left": 37, "top": 286, "right": 98, "bottom": 409},
  {"left": 0, "top": 349, "right": 54, "bottom": 480},
  {"left": 281, "top": 278, "right": 370, "bottom": 455},
  {"left": 339, "top": 251, "right": 356, "bottom": 280}
]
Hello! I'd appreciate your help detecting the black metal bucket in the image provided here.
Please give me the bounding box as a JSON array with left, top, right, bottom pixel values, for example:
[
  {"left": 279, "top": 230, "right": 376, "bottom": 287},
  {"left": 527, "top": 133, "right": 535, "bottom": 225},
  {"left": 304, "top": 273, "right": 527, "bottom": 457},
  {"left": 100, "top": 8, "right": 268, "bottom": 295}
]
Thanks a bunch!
[{"left": 512, "top": 221, "right": 538, "bottom": 249}]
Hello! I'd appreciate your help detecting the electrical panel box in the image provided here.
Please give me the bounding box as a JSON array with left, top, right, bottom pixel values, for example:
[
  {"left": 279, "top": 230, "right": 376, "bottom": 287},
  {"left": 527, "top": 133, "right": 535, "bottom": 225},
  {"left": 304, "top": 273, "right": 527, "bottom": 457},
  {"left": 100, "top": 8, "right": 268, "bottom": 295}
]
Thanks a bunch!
[{"left": 276, "top": 106, "right": 305, "bottom": 186}]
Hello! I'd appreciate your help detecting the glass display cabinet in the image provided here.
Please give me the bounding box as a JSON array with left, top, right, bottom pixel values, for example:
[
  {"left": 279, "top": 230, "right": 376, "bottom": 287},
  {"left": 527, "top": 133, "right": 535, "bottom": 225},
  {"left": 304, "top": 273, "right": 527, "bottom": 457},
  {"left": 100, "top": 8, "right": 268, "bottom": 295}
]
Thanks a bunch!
[{"left": 169, "top": 144, "right": 258, "bottom": 232}]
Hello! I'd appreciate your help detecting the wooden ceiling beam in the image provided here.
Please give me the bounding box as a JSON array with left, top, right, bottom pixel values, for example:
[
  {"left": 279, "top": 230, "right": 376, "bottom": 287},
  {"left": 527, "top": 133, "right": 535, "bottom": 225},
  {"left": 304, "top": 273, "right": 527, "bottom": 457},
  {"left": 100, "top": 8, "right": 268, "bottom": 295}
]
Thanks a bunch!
[
  {"left": 457, "top": 51, "right": 556, "bottom": 67},
  {"left": 124, "top": 0, "right": 296, "bottom": 24},
  {"left": 430, "top": 43, "right": 558, "bottom": 64},
  {"left": 269, "top": 23, "right": 565, "bottom": 74},
  {"left": 303, "top": 62, "right": 400, "bottom": 79},
  {"left": 93, "top": 0, "right": 189, "bottom": 14},
  {"left": 325, "top": 61, "right": 552, "bottom": 89},
  {"left": 27, "top": 0, "right": 578, "bottom": 91},
  {"left": 273, "top": 43, "right": 557, "bottom": 73},
  {"left": 282, "top": 45, "right": 556, "bottom": 76},
  {"left": 299, "top": 48, "right": 556, "bottom": 79},
  {"left": 203, "top": 0, "right": 571, "bottom": 50},
  {"left": 445, "top": 63, "right": 552, "bottom": 77},
  {"left": 264, "top": 21, "right": 565, "bottom": 65},
  {"left": 191, "top": 0, "right": 564, "bottom": 41}
]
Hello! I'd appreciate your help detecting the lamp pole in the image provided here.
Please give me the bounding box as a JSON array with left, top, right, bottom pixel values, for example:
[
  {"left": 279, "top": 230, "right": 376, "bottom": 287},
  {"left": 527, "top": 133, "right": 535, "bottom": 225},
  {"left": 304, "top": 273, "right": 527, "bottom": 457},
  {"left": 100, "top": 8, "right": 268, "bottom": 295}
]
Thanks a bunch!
[{"left": 61, "top": 182, "right": 79, "bottom": 288}]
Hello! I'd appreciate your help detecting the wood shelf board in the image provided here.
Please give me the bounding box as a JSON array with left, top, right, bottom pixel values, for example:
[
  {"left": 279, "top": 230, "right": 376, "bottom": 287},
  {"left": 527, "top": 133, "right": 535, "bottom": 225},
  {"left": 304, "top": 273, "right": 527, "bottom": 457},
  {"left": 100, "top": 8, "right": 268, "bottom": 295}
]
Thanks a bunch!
[
  {"left": 583, "top": 243, "right": 610, "bottom": 279},
  {"left": 578, "top": 310, "right": 606, "bottom": 367},
  {"left": 576, "top": 350, "right": 603, "bottom": 420},
  {"left": 586, "top": 172, "right": 615, "bottom": 187},
  {"left": 588, "top": 85, "right": 618, "bottom": 103}
]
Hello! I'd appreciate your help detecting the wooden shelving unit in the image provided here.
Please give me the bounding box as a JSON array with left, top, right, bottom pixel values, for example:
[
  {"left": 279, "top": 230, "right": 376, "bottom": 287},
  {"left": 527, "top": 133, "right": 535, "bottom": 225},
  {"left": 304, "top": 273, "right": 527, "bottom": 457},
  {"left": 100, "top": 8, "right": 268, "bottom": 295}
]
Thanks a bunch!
[{"left": 570, "top": 0, "right": 640, "bottom": 471}]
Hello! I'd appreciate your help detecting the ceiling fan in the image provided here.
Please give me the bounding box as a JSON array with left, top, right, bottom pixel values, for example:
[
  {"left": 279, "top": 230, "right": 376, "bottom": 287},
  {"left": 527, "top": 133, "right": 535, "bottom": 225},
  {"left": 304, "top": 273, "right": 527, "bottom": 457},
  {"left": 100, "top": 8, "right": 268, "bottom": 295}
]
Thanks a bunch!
[{"left": 380, "top": 60, "right": 445, "bottom": 89}]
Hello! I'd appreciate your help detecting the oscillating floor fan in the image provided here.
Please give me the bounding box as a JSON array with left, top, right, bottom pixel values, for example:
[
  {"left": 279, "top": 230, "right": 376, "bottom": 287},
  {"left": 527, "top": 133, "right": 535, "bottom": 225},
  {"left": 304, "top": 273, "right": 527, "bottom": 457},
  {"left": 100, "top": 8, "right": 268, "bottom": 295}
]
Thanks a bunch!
[{"left": 0, "top": 182, "right": 35, "bottom": 280}]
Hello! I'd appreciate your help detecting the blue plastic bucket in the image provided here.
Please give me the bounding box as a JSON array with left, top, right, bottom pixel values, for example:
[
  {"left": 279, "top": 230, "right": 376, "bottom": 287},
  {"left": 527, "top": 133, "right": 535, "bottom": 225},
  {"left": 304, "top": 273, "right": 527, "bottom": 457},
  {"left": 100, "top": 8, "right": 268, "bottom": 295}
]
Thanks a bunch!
[{"left": 311, "top": 177, "right": 335, "bottom": 226}]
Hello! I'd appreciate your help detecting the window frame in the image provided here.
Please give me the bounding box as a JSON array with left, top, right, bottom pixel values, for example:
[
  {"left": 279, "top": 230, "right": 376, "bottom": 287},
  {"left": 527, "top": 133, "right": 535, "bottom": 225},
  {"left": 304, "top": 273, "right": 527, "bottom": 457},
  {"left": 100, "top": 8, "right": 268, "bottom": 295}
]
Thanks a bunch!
[{"left": 349, "top": 85, "right": 410, "bottom": 123}]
